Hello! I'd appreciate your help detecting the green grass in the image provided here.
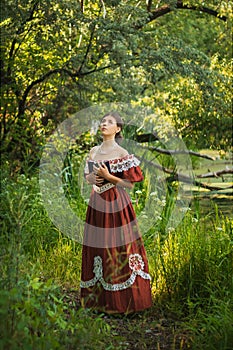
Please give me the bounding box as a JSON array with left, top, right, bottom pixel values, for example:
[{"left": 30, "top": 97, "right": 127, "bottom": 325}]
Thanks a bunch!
[{"left": 0, "top": 172, "right": 232, "bottom": 349}]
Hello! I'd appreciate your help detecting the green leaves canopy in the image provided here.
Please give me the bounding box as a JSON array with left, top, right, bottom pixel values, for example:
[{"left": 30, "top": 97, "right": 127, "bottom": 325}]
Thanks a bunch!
[{"left": 1, "top": 0, "right": 232, "bottom": 168}]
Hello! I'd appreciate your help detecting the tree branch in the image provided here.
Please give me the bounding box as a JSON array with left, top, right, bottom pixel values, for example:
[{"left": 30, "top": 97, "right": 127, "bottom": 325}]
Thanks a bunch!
[
  {"left": 17, "top": 68, "right": 80, "bottom": 117},
  {"left": 168, "top": 173, "right": 232, "bottom": 191},
  {"left": 77, "top": 7, "right": 102, "bottom": 74},
  {"left": 148, "top": 146, "right": 216, "bottom": 160},
  {"left": 147, "top": 0, "right": 153, "bottom": 12},
  {"left": 81, "top": 64, "right": 113, "bottom": 76},
  {"left": 146, "top": 1, "right": 227, "bottom": 25},
  {"left": 197, "top": 168, "right": 233, "bottom": 179},
  {"left": 139, "top": 157, "right": 233, "bottom": 192},
  {"left": 6, "top": 0, "right": 40, "bottom": 92},
  {"left": 16, "top": 0, "right": 40, "bottom": 35}
]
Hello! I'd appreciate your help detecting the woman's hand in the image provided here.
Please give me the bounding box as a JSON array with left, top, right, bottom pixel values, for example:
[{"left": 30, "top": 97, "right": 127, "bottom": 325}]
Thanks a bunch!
[
  {"left": 94, "top": 163, "right": 110, "bottom": 181},
  {"left": 86, "top": 172, "right": 104, "bottom": 186},
  {"left": 94, "top": 163, "right": 133, "bottom": 189}
]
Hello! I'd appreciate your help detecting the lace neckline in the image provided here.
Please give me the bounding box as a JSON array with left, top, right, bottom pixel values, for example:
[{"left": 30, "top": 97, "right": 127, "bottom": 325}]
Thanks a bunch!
[
  {"left": 87, "top": 154, "right": 140, "bottom": 173},
  {"left": 91, "top": 153, "right": 134, "bottom": 162}
]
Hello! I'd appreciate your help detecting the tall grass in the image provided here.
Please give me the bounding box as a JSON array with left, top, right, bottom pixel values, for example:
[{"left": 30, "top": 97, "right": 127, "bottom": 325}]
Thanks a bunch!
[
  {"left": 148, "top": 204, "right": 233, "bottom": 349},
  {"left": 0, "top": 170, "right": 118, "bottom": 349},
  {"left": 0, "top": 170, "right": 232, "bottom": 349}
]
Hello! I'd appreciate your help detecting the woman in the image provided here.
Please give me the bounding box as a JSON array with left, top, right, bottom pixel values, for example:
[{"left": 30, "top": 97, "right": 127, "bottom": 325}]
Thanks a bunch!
[{"left": 80, "top": 111, "right": 152, "bottom": 314}]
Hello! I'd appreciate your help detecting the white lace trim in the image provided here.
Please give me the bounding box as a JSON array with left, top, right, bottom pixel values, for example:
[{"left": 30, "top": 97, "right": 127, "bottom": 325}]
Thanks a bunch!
[
  {"left": 109, "top": 154, "right": 140, "bottom": 173},
  {"left": 84, "top": 154, "right": 140, "bottom": 175},
  {"left": 80, "top": 254, "right": 151, "bottom": 291}
]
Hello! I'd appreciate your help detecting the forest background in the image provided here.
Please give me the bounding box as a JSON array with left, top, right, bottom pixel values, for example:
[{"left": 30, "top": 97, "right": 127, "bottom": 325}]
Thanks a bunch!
[{"left": 0, "top": 1, "right": 232, "bottom": 349}]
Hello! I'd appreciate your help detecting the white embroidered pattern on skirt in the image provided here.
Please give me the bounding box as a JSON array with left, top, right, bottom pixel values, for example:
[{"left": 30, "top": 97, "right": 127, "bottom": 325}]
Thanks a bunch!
[{"left": 80, "top": 254, "right": 151, "bottom": 291}]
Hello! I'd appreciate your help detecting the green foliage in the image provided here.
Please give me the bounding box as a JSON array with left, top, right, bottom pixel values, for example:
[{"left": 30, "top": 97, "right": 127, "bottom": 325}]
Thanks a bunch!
[
  {"left": 148, "top": 209, "right": 233, "bottom": 349},
  {"left": 0, "top": 172, "right": 58, "bottom": 257},
  {"left": 188, "top": 297, "right": 233, "bottom": 350},
  {"left": 0, "top": 278, "right": 113, "bottom": 350},
  {"left": 62, "top": 133, "right": 96, "bottom": 220},
  {"left": 1, "top": 0, "right": 232, "bottom": 171},
  {"left": 0, "top": 170, "right": 113, "bottom": 349},
  {"left": 151, "top": 212, "right": 233, "bottom": 304},
  {"left": 1, "top": 167, "right": 232, "bottom": 349}
]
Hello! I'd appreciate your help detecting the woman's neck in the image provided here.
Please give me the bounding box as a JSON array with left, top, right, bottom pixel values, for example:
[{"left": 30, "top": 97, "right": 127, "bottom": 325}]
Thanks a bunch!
[
  {"left": 101, "top": 138, "right": 117, "bottom": 146},
  {"left": 97, "top": 139, "right": 118, "bottom": 155}
]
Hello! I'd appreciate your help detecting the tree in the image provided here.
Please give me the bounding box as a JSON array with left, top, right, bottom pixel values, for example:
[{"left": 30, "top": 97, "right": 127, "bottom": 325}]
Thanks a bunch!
[{"left": 0, "top": 0, "right": 232, "bottom": 170}]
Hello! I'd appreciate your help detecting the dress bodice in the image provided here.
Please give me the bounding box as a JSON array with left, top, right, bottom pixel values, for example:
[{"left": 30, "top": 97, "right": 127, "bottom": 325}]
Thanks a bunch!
[
  {"left": 85, "top": 154, "right": 144, "bottom": 193},
  {"left": 86, "top": 154, "right": 141, "bottom": 175}
]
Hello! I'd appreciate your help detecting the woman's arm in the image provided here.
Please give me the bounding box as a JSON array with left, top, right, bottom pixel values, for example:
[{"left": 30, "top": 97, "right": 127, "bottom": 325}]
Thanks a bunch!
[
  {"left": 94, "top": 164, "right": 133, "bottom": 189},
  {"left": 107, "top": 173, "right": 133, "bottom": 189},
  {"left": 84, "top": 146, "right": 104, "bottom": 186}
]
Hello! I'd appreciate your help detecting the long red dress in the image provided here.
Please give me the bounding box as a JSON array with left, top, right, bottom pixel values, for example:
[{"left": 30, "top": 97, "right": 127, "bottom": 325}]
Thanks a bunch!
[{"left": 80, "top": 154, "right": 152, "bottom": 314}]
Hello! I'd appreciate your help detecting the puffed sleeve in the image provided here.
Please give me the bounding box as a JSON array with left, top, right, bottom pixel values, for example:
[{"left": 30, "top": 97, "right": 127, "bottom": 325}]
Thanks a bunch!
[
  {"left": 123, "top": 165, "right": 144, "bottom": 183},
  {"left": 109, "top": 154, "right": 144, "bottom": 183}
]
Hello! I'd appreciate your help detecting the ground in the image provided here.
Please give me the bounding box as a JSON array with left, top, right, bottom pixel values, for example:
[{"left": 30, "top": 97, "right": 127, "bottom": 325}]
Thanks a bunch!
[{"left": 63, "top": 289, "right": 192, "bottom": 350}]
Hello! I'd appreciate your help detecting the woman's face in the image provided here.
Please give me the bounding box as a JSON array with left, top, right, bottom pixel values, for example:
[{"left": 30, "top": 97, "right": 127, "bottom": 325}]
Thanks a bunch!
[{"left": 100, "top": 115, "right": 120, "bottom": 137}]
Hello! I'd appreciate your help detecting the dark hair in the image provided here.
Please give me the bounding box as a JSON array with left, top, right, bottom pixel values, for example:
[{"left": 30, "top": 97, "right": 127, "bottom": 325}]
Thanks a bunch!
[{"left": 102, "top": 111, "right": 124, "bottom": 144}]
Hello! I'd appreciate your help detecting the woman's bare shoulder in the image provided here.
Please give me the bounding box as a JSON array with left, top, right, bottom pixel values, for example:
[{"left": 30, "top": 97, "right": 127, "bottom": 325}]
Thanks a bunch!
[
  {"left": 117, "top": 145, "right": 129, "bottom": 158},
  {"left": 89, "top": 146, "right": 99, "bottom": 159}
]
